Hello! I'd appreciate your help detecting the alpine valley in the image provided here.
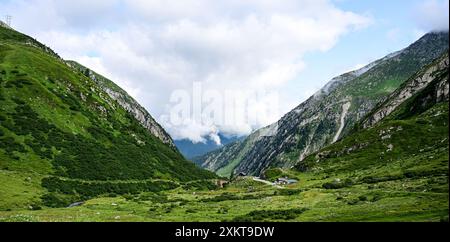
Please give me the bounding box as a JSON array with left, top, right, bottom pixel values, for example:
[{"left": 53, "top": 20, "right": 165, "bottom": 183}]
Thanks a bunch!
[{"left": 0, "top": 22, "right": 448, "bottom": 222}]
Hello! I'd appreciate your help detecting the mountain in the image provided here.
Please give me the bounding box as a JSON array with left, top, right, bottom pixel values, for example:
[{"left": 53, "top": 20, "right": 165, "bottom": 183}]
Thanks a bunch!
[
  {"left": 66, "top": 61, "right": 175, "bottom": 147},
  {"left": 196, "top": 32, "right": 449, "bottom": 178},
  {"left": 175, "top": 134, "right": 242, "bottom": 159},
  {"left": 0, "top": 25, "right": 215, "bottom": 210},
  {"left": 294, "top": 51, "right": 448, "bottom": 192},
  {"left": 359, "top": 52, "right": 449, "bottom": 129}
]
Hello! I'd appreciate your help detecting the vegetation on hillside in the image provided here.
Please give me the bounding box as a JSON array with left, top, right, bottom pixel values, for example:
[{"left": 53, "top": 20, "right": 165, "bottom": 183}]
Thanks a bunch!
[{"left": 0, "top": 26, "right": 216, "bottom": 210}]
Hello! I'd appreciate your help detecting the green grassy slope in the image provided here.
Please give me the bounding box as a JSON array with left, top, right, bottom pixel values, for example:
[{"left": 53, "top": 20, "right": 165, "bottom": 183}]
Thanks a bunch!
[{"left": 0, "top": 26, "right": 216, "bottom": 210}]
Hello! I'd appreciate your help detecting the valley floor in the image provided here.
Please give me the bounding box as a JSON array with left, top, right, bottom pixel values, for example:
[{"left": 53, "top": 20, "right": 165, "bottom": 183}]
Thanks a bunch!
[{"left": 0, "top": 170, "right": 447, "bottom": 222}]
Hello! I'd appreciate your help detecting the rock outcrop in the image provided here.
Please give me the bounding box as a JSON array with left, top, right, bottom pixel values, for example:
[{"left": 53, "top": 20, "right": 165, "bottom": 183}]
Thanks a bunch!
[
  {"left": 66, "top": 61, "right": 175, "bottom": 148},
  {"left": 362, "top": 52, "right": 449, "bottom": 128}
]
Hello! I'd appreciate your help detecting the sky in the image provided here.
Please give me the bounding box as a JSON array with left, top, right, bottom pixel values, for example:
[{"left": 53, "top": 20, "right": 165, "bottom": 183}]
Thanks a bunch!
[{"left": 1, "top": 0, "right": 449, "bottom": 144}]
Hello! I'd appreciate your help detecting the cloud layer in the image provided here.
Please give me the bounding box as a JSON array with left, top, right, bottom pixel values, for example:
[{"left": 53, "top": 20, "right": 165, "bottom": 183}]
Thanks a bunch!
[
  {"left": 2, "top": 0, "right": 374, "bottom": 143},
  {"left": 414, "top": 0, "right": 449, "bottom": 31}
]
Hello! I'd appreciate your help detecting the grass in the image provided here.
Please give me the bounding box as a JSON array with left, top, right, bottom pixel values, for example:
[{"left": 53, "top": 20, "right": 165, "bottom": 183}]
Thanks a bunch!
[
  {"left": 0, "top": 169, "right": 45, "bottom": 211},
  {"left": 0, "top": 172, "right": 447, "bottom": 221}
]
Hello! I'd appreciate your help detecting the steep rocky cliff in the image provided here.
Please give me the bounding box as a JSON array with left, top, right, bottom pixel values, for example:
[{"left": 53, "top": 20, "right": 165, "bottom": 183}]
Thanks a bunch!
[
  {"left": 296, "top": 50, "right": 449, "bottom": 174},
  {"left": 66, "top": 61, "right": 175, "bottom": 148},
  {"left": 196, "top": 32, "right": 449, "bottom": 178},
  {"left": 360, "top": 52, "right": 449, "bottom": 128}
]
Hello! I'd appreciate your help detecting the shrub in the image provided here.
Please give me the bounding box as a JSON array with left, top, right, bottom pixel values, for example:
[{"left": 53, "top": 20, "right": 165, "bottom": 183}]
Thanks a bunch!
[
  {"left": 29, "top": 204, "right": 42, "bottom": 210},
  {"left": 42, "top": 176, "right": 179, "bottom": 197},
  {"left": 137, "top": 193, "right": 169, "bottom": 203},
  {"left": 358, "top": 195, "right": 368, "bottom": 202},
  {"left": 275, "top": 189, "right": 302, "bottom": 196},
  {"left": 122, "top": 194, "right": 135, "bottom": 201},
  {"left": 347, "top": 199, "right": 359, "bottom": 205},
  {"left": 183, "top": 180, "right": 218, "bottom": 191},
  {"left": 231, "top": 208, "right": 308, "bottom": 222},
  {"left": 0, "top": 137, "right": 26, "bottom": 156},
  {"left": 41, "top": 193, "right": 80, "bottom": 208},
  {"left": 361, "top": 174, "right": 404, "bottom": 184},
  {"left": 322, "top": 178, "right": 353, "bottom": 189},
  {"left": 370, "top": 194, "right": 383, "bottom": 202}
]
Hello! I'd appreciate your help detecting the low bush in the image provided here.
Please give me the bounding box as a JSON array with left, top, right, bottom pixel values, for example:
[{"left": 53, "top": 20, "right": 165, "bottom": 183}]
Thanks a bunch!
[
  {"left": 183, "top": 180, "right": 218, "bottom": 191},
  {"left": 370, "top": 193, "right": 383, "bottom": 202},
  {"left": 347, "top": 199, "right": 360, "bottom": 205},
  {"left": 42, "top": 176, "right": 179, "bottom": 197},
  {"left": 0, "top": 137, "right": 26, "bottom": 156},
  {"left": 361, "top": 174, "right": 404, "bottom": 184},
  {"left": 41, "top": 192, "right": 81, "bottom": 208},
  {"left": 322, "top": 178, "right": 353, "bottom": 189},
  {"left": 358, "top": 195, "right": 368, "bottom": 202},
  {"left": 275, "top": 189, "right": 302, "bottom": 196}
]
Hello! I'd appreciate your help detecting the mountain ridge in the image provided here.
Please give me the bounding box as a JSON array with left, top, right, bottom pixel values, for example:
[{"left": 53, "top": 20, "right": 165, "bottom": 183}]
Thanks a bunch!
[
  {"left": 296, "top": 50, "right": 449, "bottom": 174},
  {"left": 65, "top": 61, "right": 176, "bottom": 147},
  {"left": 196, "top": 31, "right": 449, "bottom": 178},
  {"left": 175, "top": 133, "right": 243, "bottom": 159},
  {"left": 359, "top": 52, "right": 449, "bottom": 129}
]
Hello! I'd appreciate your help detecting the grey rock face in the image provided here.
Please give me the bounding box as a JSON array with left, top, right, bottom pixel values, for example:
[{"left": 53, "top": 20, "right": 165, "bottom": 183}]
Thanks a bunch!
[
  {"left": 103, "top": 86, "right": 175, "bottom": 146},
  {"left": 66, "top": 61, "right": 175, "bottom": 148},
  {"left": 362, "top": 53, "right": 449, "bottom": 128}
]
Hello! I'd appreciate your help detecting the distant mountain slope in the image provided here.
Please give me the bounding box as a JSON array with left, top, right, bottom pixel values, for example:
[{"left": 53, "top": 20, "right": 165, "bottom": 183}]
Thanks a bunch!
[
  {"left": 196, "top": 32, "right": 449, "bottom": 178},
  {"left": 295, "top": 51, "right": 449, "bottom": 180},
  {"left": 175, "top": 134, "right": 242, "bottom": 159},
  {"left": 0, "top": 25, "right": 215, "bottom": 210},
  {"left": 192, "top": 128, "right": 268, "bottom": 177}
]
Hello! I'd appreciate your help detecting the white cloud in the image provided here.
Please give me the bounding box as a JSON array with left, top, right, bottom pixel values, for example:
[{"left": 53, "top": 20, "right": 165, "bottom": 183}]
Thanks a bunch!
[
  {"left": 413, "top": 0, "right": 449, "bottom": 31},
  {"left": 1, "top": 0, "right": 372, "bottom": 143},
  {"left": 343, "top": 63, "right": 366, "bottom": 74}
]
